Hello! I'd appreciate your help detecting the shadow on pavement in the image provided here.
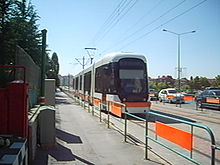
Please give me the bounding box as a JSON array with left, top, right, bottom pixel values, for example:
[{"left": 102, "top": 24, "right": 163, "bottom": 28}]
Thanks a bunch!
[
  {"left": 55, "top": 98, "right": 72, "bottom": 104},
  {"left": 32, "top": 143, "right": 75, "bottom": 165},
  {"left": 32, "top": 143, "right": 96, "bottom": 165},
  {"left": 32, "top": 130, "right": 95, "bottom": 165},
  {"left": 56, "top": 129, "right": 82, "bottom": 144}
]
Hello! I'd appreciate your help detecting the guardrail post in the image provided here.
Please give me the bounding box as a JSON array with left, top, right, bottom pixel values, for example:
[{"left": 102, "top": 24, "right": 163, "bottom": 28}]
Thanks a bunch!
[
  {"left": 124, "top": 108, "right": 127, "bottom": 142},
  {"left": 92, "top": 104, "right": 94, "bottom": 116},
  {"left": 145, "top": 110, "right": 149, "bottom": 160},
  {"left": 190, "top": 125, "right": 193, "bottom": 159},
  {"left": 196, "top": 102, "right": 198, "bottom": 110},
  {"left": 211, "top": 145, "right": 215, "bottom": 165},
  {"left": 99, "top": 102, "right": 102, "bottom": 122},
  {"left": 83, "top": 99, "right": 86, "bottom": 109},
  {"left": 107, "top": 101, "right": 110, "bottom": 128},
  {"left": 88, "top": 102, "right": 90, "bottom": 113}
]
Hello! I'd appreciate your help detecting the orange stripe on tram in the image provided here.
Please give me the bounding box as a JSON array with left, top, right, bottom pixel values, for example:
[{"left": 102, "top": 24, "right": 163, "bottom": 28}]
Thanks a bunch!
[
  {"left": 124, "top": 102, "right": 151, "bottom": 107},
  {"left": 156, "top": 122, "right": 193, "bottom": 151}
]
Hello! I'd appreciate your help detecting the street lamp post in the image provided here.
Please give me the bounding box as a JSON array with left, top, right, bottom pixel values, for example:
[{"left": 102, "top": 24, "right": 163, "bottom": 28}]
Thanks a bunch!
[{"left": 162, "top": 29, "right": 196, "bottom": 91}]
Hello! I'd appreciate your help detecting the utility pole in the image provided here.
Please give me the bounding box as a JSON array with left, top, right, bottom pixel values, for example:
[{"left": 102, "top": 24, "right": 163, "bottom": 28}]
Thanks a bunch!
[
  {"left": 75, "top": 56, "right": 85, "bottom": 69},
  {"left": 85, "top": 47, "right": 96, "bottom": 64},
  {"left": 40, "top": 29, "right": 47, "bottom": 104}
]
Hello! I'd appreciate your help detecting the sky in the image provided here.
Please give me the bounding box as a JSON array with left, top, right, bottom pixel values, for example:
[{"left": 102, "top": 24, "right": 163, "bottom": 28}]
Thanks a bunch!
[{"left": 31, "top": 0, "right": 220, "bottom": 79}]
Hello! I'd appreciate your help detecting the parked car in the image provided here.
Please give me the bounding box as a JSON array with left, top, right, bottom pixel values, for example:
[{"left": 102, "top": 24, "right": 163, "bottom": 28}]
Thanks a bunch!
[
  {"left": 195, "top": 89, "right": 220, "bottom": 110},
  {"left": 158, "top": 88, "right": 185, "bottom": 103},
  {"left": 148, "top": 88, "right": 158, "bottom": 101}
]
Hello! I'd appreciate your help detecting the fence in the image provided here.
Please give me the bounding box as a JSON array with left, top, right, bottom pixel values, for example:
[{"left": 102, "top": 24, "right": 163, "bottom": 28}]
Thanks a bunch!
[
  {"left": 124, "top": 111, "right": 219, "bottom": 165},
  {"left": 15, "top": 45, "right": 41, "bottom": 107}
]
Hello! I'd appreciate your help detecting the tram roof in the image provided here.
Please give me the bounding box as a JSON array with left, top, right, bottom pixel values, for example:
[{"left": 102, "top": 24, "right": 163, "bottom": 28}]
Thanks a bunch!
[
  {"left": 73, "top": 52, "right": 147, "bottom": 77},
  {"left": 95, "top": 52, "right": 146, "bottom": 68}
]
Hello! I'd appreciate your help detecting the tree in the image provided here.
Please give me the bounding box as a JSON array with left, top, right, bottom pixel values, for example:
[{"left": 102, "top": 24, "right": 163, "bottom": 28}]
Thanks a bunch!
[
  {"left": 187, "top": 76, "right": 211, "bottom": 92},
  {"left": 11, "top": 0, "right": 41, "bottom": 65},
  {"left": 0, "top": 0, "right": 41, "bottom": 65},
  {"left": 150, "top": 81, "right": 170, "bottom": 92},
  {"left": 212, "top": 75, "right": 220, "bottom": 87},
  {"left": 51, "top": 52, "right": 59, "bottom": 74},
  {"left": 0, "top": 0, "right": 15, "bottom": 64},
  {"left": 0, "top": 0, "right": 42, "bottom": 87},
  {"left": 181, "top": 84, "right": 190, "bottom": 91},
  {"left": 199, "top": 77, "right": 210, "bottom": 89},
  {"left": 46, "top": 52, "right": 60, "bottom": 87}
]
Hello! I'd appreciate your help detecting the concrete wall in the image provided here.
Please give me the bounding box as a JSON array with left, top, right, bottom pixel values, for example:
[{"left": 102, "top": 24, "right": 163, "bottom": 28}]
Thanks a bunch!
[
  {"left": 45, "top": 79, "right": 55, "bottom": 106},
  {"left": 28, "top": 106, "right": 56, "bottom": 162},
  {"left": 28, "top": 106, "right": 41, "bottom": 162}
]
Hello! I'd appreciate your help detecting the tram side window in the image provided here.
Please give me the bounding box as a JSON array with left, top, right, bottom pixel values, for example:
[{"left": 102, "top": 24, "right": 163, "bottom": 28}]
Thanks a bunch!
[
  {"left": 95, "top": 64, "right": 116, "bottom": 94},
  {"left": 73, "top": 78, "right": 75, "bottom": 90},
  {"left": 84, "top": 71, "right": 91, "bottom": 94},
  {"left": 76, "top": 77, "right": 79, "bottom": 90},
  {"left": 95, "top": 66, "right": 102, "bottom": 93},
  {"left": 80, "top": 75, "right": 82, "bottom": 90}
]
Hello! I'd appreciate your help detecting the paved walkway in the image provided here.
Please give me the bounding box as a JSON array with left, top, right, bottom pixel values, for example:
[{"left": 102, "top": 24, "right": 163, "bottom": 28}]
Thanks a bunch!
[{"left": 32, "top": 92, "right": 165, "bottom": 165}]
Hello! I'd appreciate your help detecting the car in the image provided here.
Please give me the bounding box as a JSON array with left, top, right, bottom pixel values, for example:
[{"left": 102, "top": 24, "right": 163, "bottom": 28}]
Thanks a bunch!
[
  {"left": 205, "top": 87, "right": 220, "bottom": 90},
  {"left": 158, "top": 88, "right": 185, "bottom": 104},
  {"left": 195, "top": 89, "right": 220, "bottom": 110},
  {"left": 148, "top": 88, "right": 158, "bottom": 101}
]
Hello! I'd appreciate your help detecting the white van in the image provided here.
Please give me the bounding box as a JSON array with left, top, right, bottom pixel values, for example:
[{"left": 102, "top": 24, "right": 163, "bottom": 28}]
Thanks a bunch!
[{"left": 158, "top": 88, "right": 184, "bottom": 103}]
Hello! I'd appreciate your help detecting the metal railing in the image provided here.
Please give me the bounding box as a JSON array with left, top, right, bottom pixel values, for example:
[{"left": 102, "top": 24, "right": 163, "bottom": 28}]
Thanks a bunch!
[
  {"left": 99, "top": 101, "right": 126, "bottom": 128},
  {"left": 124, "top": 110, "right": 219, "bottom": 165},
  {"left": 66, "top": 92, "right": 219, "bottom": 165}
]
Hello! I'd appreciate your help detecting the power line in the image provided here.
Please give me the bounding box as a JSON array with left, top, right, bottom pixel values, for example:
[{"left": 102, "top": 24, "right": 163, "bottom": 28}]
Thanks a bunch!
[
  {"left": 91, "top": 0, "right": 139, "bottom": 46},
  {"left": 117, "top": 0, "right": 208, "bottom": 51},
  {"left": 95, "top": 0, "right": 139, "bottom": 44},
  {"left": 101, "top": 0, "right": 187, "bottom": 54},
  {"left": 90, "top": 0, "right": 127, "bottom": 45},
  {"left": 122, "top": 0, "right": 164, "bottom": 36}
]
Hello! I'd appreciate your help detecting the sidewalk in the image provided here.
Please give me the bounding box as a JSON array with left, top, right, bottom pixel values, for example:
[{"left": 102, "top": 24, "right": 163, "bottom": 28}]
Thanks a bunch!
[{"left": 32, "top": 91, "right": 164, "bottom": 165}]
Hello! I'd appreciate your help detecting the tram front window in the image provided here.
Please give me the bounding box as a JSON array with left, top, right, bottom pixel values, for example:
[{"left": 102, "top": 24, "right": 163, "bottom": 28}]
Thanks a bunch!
[{"left": 119, "top": 69, "right": 145, "bottom": 94}]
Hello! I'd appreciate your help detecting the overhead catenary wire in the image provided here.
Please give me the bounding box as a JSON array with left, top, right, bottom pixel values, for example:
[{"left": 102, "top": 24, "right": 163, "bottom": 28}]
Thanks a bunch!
[
  {"left": 90, "top": 0, "right": 127, "bottom": 45},
  {"left": 122, "top": 0, "right": 164, "bottom": 37},
  {"left": 101, "top": 0, "right": 187, "bottom": 54},
  {"left": 106, "top": 0, "right": 208, "bottom": 52},
  {"left": 95, "top": 0, "right": 139, "bottom": 44},
  {"left": 91, "top": 0, "right": 139, "bottom": 46}
]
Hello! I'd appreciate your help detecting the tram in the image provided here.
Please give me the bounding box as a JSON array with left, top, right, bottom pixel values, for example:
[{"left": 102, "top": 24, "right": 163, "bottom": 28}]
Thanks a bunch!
[{"left": 72, "top": 52, "right": 151, "bottom": 117}]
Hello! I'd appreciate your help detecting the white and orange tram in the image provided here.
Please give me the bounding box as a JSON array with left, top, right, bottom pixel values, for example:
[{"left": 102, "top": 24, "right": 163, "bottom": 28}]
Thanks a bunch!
[{"left": 72, "top": 52, "right": 151, "bottom": 117}]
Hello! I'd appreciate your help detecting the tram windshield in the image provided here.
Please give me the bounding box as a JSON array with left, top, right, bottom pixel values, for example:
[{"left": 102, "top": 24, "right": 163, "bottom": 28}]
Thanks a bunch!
[{"left": 119, "top": 69, "right": 145, "bottom": 93}]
